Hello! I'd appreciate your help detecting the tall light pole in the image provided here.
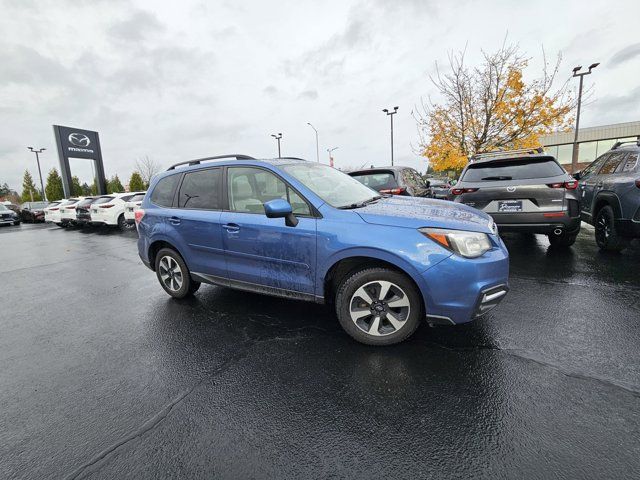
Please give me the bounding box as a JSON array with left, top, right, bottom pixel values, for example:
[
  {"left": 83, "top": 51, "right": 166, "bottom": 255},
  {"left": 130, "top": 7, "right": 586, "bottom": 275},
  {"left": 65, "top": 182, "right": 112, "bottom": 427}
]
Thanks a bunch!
[
  {"left": 271, "top": 133, "right": 283, "bottom": 158},
  {"left": 382, "top": 106, "right": 398, "bottom": 166},
  {"left": 327, "top": 147, "right": 338, "bottom": 168},
  {"left": 28, "top": 147, "right": 47, "bottom": 201},
  {"left": 307, "top": 122, "right": 320, "bottom": 162},
  {"left": 571, "top": 63, "right": 599, "bottom": 172}
]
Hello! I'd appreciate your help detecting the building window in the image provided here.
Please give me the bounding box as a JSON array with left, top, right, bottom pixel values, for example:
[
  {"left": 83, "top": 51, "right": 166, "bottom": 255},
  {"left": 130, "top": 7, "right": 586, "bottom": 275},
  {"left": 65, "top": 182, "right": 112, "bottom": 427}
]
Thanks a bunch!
[{"left": 557, "top": 144, "right": 573, "bottom": 165}]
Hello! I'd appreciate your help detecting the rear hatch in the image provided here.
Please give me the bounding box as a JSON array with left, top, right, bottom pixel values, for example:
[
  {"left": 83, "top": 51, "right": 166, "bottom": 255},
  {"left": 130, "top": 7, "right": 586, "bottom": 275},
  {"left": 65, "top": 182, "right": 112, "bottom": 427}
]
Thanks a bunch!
[
  {"left": 349, "top": 170, "right": 402, "bottom": 194},
  {"left": 454, "top": 156, "right": 570, "bottom": 215}
]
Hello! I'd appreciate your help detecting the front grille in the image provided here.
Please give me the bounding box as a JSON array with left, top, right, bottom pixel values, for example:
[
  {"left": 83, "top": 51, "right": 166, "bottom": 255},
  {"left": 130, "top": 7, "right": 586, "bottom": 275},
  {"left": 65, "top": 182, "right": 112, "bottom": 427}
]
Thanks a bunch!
[{"left": 1, "top": 214, "right": 11, "bottom": 220}]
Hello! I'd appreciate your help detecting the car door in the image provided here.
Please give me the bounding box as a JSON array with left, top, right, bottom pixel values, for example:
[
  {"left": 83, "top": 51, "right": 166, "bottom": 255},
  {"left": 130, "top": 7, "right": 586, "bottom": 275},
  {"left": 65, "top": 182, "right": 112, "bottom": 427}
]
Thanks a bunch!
[
  {"left": 580, "top": 154, "right": 609, "bottom": 216},
  {"left": 220, "top": 166, "right": 317, "bottom": 298},
  {"left": 589, "top": 152, "right": 626, "bottom": 208},
  {"left": 172, "top": 167, "right": 226, "bottom": 278}
]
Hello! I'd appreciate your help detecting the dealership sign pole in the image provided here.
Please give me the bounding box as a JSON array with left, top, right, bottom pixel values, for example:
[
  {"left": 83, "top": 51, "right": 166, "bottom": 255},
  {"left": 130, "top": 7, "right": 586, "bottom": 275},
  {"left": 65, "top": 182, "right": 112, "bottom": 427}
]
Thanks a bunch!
[{"left": 53, "top": 125, "right": 107, "bottom": 197}]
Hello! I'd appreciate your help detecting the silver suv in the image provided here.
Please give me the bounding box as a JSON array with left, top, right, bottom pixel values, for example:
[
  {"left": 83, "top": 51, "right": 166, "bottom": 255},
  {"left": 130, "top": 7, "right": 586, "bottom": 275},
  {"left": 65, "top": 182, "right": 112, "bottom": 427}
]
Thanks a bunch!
[
  {"left": 450, "top": 148, "right": 581, "bottom": 247},
  {"left": 575, "top": 140, "right": 640, "bottom": 251}
]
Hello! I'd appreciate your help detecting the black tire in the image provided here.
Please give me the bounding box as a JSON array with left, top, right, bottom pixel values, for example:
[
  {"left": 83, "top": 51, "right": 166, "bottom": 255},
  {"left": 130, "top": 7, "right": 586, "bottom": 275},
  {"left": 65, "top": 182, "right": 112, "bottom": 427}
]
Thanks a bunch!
[
  {"left": 118, "top": 213, "right": 135, "bottom": 232},
  {"left": 595, "top": 205, "right": 629, "bottom": 252},
  {"left": 335, "top": 267, "right": 422, "bottom": 346},
  {"left": 13, "top": 221, "right": 20, "bottom": 226},
  {"left": 154, "top": 248, "right": 200, "bottom": 299},
  {"left": 548, "top": 232, "right": 577, "bottom": 248}
]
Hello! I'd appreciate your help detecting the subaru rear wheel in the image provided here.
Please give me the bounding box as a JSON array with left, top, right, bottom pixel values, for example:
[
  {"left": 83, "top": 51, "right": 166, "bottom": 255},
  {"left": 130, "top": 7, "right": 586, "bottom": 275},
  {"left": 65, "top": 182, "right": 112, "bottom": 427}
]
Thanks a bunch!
[
  {"left": 155, "top": 248, "right": 200, "bottom": 299},
  {"left": 335, "top": 268, "right": 422, "bottom": 345}
]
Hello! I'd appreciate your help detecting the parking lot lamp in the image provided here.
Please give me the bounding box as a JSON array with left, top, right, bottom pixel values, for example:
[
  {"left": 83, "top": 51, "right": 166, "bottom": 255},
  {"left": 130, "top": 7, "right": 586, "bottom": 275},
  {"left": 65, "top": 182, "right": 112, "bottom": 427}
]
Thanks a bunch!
[
  {"left": 382, "top": 106, "right": 399, "bottom": 166},
  {"left": 28, "top": 147, "right": 47, "bottom": 201},
  {"left": 271, "top": 133, "right": 283, "bottom": 158},
  {"left": 307, "top": 123, "right": 320, "bottom": 162},
  {"left": 571, "top": 63, "right": 599, "bottom": 172}
]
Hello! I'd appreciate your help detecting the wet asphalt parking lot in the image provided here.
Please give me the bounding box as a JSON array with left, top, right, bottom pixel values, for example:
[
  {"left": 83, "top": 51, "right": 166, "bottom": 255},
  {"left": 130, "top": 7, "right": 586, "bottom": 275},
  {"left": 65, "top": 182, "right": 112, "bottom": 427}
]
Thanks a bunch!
[{"left": 1, "top": 222, "right": 639, "bottom": 479}]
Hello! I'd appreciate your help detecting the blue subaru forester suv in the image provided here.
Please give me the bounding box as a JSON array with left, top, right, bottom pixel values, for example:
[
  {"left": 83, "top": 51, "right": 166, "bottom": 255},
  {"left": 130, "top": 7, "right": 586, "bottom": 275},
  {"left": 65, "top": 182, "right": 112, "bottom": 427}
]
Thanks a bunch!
[{"left": 137, "top": 155, "right": 509, "bottom": 345}]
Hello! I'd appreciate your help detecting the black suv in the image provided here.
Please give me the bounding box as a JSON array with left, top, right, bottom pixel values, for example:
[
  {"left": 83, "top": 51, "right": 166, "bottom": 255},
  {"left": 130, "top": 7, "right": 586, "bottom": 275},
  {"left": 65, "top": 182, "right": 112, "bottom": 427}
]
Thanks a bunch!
[
  {"left": 575, "top": 140, "right": 640, "bottom": 251},
  {"left": 348, "top": 166, "right": 429, "bottom": 197},
  {"left": 450, "top": 148, "right": 581, "bottom": 247}
]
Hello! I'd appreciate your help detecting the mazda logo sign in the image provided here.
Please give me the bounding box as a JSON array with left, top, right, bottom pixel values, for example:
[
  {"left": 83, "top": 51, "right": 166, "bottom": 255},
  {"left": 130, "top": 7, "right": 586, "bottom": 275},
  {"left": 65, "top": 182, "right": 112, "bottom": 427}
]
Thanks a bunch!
[
  {"left": 68, "top": 133, "right": 91, "bottom": 147},
  {"left": 507, "top": 186, "right": 516, "bottom": 192}
]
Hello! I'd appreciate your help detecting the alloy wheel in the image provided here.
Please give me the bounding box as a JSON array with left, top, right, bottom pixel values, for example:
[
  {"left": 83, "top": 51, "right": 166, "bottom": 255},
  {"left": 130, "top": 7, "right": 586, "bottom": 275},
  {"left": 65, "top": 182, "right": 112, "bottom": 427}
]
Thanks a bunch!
[
  {"left": 349, "top": 280, "right": 411, "bottom": 336},
  {"left": 159, "top": 256, "right": 183, "bottom": 292},
  {"left": 595, "top": 212, "right": 611, "bottom": 245}
]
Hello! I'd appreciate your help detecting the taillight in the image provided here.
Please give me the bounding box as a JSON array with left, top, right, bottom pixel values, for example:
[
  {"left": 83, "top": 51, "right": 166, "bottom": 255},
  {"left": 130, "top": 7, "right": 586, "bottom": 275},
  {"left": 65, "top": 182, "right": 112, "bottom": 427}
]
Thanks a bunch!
[
  {"left": 67, "top": 206, "right": 76, "bottom": 210},
  {"left": 450, "top": 188, "right": 479, "bottom": 195},
  {"left": 379, "top": 187, "right": 407, "bottom": 195},
  {"left": 134, "top": 209, "right": 145, "bottom": 224},
  {"left": 99, "top": 204, "right": 114, "bottom": 208},
  {"left": 50, "top": 207, "right": 59, "bottom": 211},
  {"left": 548, "top": 181, "right": 578, "bottom": 190}
]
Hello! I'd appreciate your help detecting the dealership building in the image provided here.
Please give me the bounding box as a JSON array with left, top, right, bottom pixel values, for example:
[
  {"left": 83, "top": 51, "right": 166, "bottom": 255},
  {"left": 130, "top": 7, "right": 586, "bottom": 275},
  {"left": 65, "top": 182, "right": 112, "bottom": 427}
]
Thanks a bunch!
[{"left": 539, "top": 121, "right": 640, "bottom": 172}]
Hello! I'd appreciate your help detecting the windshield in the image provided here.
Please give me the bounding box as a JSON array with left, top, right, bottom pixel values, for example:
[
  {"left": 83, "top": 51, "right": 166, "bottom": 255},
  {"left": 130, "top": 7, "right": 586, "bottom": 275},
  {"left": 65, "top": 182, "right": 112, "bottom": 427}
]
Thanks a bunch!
[
  {"left": 462, "top": 157, "right": 565, "bottom": 181},
  {"left": 0, "top": 204, "right": 8, "bottom": 211},
  {"left": 129, "top": 193, "right": 146, "bottom": 202},
  {"left": 92, "top": 196, "right": 114, "bottom": 205},
  {"left": 282, "top": 163, "right": 379, "bottom": 208}
]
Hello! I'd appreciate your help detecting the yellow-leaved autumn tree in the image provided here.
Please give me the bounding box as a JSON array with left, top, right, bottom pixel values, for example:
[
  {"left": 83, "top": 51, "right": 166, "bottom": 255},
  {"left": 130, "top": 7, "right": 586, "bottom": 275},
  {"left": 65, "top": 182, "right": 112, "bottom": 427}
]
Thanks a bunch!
[{"left": 415, "top": 44, "right": 574, "bottom": 172}]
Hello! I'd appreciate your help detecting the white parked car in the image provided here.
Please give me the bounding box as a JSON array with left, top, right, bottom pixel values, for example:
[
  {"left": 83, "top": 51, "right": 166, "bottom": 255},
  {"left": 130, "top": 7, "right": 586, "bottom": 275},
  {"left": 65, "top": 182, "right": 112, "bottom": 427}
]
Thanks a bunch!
[
  {"left": 43, "top": 201, "right": 63, "bottom": 223},
  {"left": 90, "top": 192, "right": 145, "bottom": 231},
  {"left": 58, "top": 198, "right": 81, "bottom": 226},
  {"left": 123, "top": 192, "right": 146, "bottom": 227}
]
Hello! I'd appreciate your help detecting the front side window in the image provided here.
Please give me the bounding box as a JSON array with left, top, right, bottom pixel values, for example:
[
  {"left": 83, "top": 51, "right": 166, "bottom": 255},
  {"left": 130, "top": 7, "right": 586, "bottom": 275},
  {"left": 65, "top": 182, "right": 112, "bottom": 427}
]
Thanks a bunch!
[
  {"left": 282, "top": 163, "right": 379, "bottom": 208},
  {"left": 150, "top": 174, "right": 180, "bottom": 207},
  {"left": 178, "top": 168, "right": 222, "bottom": 209},
  {"left": 228, "top": 167, "right": 310, "bottom": 216},
  {"left": 581, "top": 154, "right": 609, "bottom": 177}
]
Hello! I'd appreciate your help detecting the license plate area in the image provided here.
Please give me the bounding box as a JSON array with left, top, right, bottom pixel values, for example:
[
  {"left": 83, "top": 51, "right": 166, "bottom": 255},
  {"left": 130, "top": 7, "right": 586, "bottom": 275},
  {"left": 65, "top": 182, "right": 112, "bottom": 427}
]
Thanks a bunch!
[{"left": 498, "top": 200, "right": 523, "bottom": 212}]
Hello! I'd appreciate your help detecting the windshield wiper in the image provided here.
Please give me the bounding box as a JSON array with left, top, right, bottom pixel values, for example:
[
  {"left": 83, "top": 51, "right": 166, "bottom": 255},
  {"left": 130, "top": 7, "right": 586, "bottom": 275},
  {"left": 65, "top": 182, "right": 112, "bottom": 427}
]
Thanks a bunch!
[
  {"left": 337, "top": 196, "right": 382, "bottom": 209},
  {"left": 481, "top": 176, "right": 512, "bottom": 180}
]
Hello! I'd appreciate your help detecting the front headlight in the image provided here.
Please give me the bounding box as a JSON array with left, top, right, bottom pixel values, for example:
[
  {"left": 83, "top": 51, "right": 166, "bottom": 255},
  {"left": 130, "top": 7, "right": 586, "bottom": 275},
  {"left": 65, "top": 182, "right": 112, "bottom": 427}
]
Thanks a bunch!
[{"left": 419, "top": 227, "right": 492, "bottom": 258}]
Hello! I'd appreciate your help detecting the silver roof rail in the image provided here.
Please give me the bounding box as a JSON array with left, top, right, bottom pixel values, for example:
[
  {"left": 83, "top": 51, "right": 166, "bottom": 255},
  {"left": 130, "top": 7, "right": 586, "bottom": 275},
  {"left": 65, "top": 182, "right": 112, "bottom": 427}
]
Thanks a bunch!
[
  {"left": 470, "top": 147, "right": 544, "bottom": 162},
  {"left": 611, "top": 139, "right": 640, "bottom": 150},
  {"left": 167, "top": 154, "right": 255, "bottom": 171}
]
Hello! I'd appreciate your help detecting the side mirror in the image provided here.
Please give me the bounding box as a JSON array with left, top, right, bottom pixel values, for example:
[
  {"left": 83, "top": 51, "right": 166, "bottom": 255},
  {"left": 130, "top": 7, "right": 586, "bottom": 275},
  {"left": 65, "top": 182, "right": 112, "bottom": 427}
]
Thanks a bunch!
[
  {"left": 572, "top": 171, "right": 582, "bottom": 180},
  {"left": 264, "top": 198, "right": 298, "bottom": 227},
  {"left": 424, "top": 180, "right": 431, "bottom": 188}
]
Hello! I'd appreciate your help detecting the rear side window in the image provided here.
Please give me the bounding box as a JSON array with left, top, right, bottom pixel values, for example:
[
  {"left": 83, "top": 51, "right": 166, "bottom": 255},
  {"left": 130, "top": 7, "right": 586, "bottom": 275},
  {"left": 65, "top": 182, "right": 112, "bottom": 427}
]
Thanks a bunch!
[
  {"left": 462, "top": 157, "right": 564, "bottom": 181},
  {"left": 617, "top": 153, "right": 638, "bottom": 173},
  {"left": 598, "top": 152, "right": 626, "bottom": 175},
  {"left": 150, "top": 174, "right": 180, "bottom": 207},
  {"left": 350, "top": 171, "right": 398, "bottom": 190},
  {"left": 178, "top": 168, "right": 222, "bottom": 209}
]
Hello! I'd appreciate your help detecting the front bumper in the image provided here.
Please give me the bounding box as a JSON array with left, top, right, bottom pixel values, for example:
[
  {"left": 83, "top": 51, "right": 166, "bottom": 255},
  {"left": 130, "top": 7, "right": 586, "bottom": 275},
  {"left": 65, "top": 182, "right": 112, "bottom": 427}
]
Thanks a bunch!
[
  {"left": 0, "top": 218, "right": 17, "bottom": 225},
  {"left": 419, "top": 236, "right": 510, "bottom": 325}
]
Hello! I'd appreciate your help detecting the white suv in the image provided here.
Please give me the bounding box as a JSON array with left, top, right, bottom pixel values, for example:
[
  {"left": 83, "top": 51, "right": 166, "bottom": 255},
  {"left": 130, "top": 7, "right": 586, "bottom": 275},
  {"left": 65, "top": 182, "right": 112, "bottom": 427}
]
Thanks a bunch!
[
  {"left": 58, "top": 198, "right": 81, "bottom": 226},
  {"left": 90, "top": 192, "right": 145, "bottom": 231},
  {"left": 44, "top": 201, "right": 63, "bottom": 223},
  {"left": 123, "top": 192, "right": 146, "bottom": 227}
]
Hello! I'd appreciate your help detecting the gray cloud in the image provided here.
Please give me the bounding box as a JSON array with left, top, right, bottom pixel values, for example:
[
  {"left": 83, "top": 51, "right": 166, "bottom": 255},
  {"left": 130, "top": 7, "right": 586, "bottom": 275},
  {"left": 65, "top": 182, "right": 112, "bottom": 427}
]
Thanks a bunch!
[
  {"left": 108, "top": 9, "right": 165, "bottom": 43},
  {"left": 609, "top": 43, "right": 640, "bottom": 67},
  {"left": 298, "top": 89, "right": 319, "bottom": 100}
]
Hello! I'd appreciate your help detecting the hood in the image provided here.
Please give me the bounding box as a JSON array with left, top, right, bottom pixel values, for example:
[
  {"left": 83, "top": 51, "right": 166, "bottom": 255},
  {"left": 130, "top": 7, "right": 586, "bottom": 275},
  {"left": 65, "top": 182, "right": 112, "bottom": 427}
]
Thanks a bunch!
[{"left": 355, "top": 196, "right": 494, "bottom": 233}]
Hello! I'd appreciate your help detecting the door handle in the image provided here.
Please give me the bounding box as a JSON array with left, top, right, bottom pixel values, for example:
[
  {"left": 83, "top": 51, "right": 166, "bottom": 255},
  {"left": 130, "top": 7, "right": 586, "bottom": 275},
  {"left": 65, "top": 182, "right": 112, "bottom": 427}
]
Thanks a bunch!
[
  {"left": 169, "top": 216, "right": 181, "bottom": 225},
  {"left": 223, "top": 223, "right": 240, "bottom": 232}
]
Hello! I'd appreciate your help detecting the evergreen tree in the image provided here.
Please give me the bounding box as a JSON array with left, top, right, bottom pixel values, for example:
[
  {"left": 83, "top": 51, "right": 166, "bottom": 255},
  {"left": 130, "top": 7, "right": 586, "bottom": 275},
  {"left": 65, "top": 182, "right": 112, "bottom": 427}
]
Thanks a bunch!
[
  {"left": 107, "top": 174, "right": 124, "bottom": 194},
  {"left": 129, "top": 171, "right": 145, "bottom": 192},
  {"left": 81, "top": 183, "right": 91, "bottom": 195},
  {"left": 21, "top": 170, "right": 42, "bottom": 202},
  {"left": 45, "top": 168, "right": 64, "bottom": 201},
  {"left": 71, "top": 176, "right": 83, "bottom": 196},
  {"left": 91, "top": 178, "right": 98, "bottom": 195}
]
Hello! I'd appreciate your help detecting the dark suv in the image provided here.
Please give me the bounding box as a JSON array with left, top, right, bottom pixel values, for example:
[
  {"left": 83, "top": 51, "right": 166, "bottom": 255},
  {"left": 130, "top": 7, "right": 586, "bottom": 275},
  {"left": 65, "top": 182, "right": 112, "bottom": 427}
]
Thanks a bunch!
[
  {"left": 575, "top": 140, "right": 640, "bottom": 251},
  {"left": 450, "top": 148, "right": 581, "bottom": 247},
  {"left": 348, "top": 167, "right": 429, "bottom": 197}
]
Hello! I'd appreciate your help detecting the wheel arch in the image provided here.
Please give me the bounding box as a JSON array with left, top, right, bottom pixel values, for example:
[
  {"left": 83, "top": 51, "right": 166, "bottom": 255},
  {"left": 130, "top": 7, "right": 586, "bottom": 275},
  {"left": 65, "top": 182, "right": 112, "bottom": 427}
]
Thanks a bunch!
[
  {"left": 321, "top": 250, "right": 427, "bottom": 308},
  {"left": 593, "top": 192, "right": 623, "bottom": 219},
  {"left": 148, "top": 238, "right": 186, "bottom": 272}
]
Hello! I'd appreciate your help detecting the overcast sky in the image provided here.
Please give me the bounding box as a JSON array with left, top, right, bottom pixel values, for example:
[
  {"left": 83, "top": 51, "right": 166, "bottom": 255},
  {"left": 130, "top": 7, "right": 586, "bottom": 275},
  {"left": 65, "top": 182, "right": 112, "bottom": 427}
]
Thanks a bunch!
[{"left": 1, "top": 0, "right": 639, "bottom": 191}]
